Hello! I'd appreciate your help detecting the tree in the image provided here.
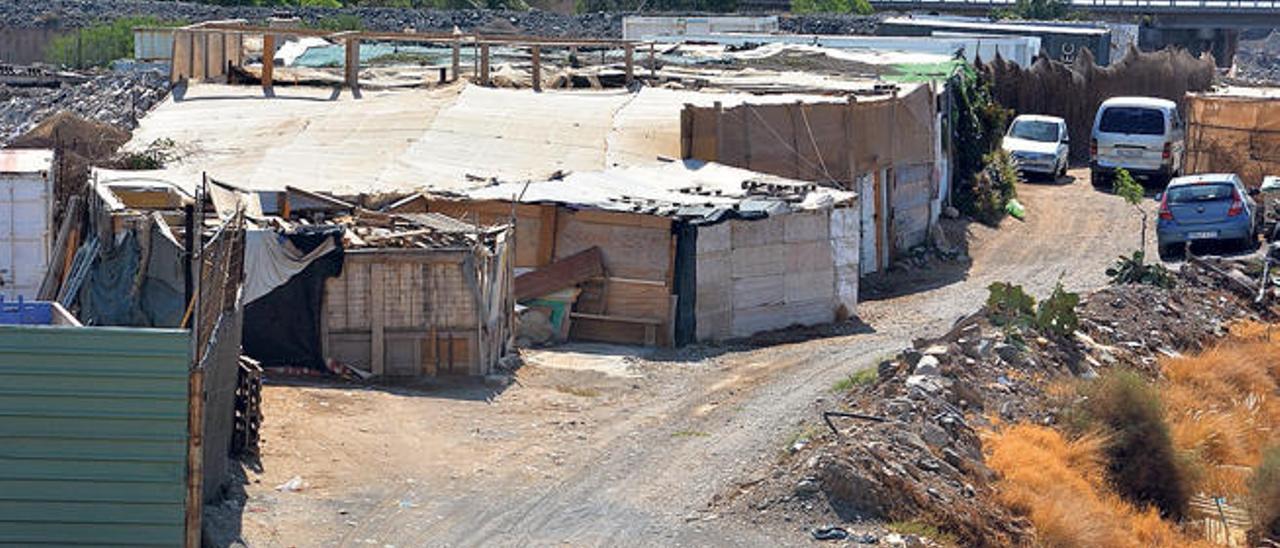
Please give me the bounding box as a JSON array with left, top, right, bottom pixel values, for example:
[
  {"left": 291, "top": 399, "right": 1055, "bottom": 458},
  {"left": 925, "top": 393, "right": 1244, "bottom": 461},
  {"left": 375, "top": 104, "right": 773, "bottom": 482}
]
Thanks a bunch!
[
  {"left": 995, "top": 0, "right": 1071, "bottom": 20},
  {"left": 1113, "top": 168, "right": 1148, "bottom": 254}
]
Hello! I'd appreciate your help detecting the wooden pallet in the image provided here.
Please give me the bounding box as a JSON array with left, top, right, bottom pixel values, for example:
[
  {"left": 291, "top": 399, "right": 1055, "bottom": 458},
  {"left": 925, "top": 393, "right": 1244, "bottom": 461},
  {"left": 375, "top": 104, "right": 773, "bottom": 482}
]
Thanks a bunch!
[{"left": 232, "top": 356, "right": 263, "bottom": 457}]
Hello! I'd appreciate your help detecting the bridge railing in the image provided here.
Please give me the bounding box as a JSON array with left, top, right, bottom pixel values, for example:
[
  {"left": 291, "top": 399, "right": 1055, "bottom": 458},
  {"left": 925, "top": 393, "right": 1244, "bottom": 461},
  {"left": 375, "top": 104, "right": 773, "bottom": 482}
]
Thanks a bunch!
[{"left": 867, "top": 0, "right": 1280, "bottom": 9}]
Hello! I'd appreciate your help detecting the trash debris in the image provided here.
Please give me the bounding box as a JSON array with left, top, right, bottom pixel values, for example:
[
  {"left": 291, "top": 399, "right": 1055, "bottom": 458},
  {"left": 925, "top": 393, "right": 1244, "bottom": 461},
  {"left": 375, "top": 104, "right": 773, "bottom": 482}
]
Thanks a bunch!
[
  {"left": 275, "top": 476, "right": 305, "bottom": 492},
  {"left": 811, "top": 526, "right": 849, "bottom": 541}
]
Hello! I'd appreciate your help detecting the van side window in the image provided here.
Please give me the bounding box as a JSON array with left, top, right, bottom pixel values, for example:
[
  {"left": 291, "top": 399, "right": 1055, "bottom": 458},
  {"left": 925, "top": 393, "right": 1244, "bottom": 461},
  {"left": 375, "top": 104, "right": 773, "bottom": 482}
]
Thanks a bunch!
[{"left": 1171, "top": 110, "right": 1183, "bottom": 131}]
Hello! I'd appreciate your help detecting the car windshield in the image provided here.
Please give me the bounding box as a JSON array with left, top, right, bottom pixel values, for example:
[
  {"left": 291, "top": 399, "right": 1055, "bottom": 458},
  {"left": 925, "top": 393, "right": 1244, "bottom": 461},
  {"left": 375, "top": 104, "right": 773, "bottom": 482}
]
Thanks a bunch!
[
  {"left": 1098, "top": 107, "right": 1166, "bottom": 135},
  {"left": 1167, "top": 183, "right": 1234, "bottom": 204},
  {"left": 1009, "top": 120, "right": 1059, "bottom": 142}
]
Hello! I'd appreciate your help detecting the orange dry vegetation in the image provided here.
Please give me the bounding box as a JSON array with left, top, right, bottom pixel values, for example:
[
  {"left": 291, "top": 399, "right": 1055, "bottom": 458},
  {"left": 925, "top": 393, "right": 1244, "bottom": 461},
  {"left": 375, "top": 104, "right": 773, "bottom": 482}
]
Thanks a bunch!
[
  {"left": 984, "top": 424, "right": 1211, "bottom": 548},
  {"left": 1163, "top": 322, "right": 1280, "bottom": 497}
]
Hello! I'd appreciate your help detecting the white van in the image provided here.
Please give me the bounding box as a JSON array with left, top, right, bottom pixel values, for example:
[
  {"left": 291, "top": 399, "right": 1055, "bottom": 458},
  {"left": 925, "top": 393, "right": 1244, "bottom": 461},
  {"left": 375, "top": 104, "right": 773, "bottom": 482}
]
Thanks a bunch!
[{"left": 1090, "top": 97, "right": 1185, "bottom": 187}]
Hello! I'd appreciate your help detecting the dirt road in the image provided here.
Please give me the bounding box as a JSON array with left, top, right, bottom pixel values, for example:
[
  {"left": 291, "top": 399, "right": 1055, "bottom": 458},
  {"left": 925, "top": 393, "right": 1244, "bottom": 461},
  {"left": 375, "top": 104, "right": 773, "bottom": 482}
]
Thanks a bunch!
[{"left": 221, "top": 171, "right": 1153, "bottom": 547}]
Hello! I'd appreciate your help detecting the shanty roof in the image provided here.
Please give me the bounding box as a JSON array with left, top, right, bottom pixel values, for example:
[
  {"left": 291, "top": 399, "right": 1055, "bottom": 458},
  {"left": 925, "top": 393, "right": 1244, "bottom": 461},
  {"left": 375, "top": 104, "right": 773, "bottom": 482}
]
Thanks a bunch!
[
  {"left": 120, "top": 81, "right": 917, "bottom": 196},
  {"left": 0, "top": 149, "right": 53, "bottom": 174},
  {"left": 456, "top": 159, "right": 855, "bottom": 224}
]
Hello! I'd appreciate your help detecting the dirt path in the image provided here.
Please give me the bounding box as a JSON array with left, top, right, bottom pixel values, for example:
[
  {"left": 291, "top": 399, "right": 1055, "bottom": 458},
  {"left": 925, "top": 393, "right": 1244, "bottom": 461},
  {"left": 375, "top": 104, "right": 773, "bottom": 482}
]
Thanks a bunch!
[{"left": 224, "top": 171, "right": 1151, "bottom": 547}]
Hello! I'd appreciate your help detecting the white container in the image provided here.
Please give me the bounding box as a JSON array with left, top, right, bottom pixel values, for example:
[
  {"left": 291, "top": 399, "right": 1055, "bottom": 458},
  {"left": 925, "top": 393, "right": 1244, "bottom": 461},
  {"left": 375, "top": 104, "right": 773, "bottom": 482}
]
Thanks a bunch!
[{"left": 0, "top": 149, "right": 55, "bottom": 300}]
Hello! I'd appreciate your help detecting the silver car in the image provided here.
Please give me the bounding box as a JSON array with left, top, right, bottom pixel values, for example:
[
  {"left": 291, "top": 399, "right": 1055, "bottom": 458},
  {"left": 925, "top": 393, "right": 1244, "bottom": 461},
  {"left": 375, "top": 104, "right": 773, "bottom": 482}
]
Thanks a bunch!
[{"left": 1002, "top": 115, "right": 1069, "bottom": 180}]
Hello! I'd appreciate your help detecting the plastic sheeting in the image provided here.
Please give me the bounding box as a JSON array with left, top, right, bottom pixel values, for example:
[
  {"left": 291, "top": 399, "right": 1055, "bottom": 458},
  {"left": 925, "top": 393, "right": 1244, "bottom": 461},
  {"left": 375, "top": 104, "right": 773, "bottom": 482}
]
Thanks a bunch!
[
  {"left": 242, "top": 229, "right": 340, "bottom": 304},
  {"left": 76, "top": 221, "right": 185, "bottom": 328},
  {"left": 241, "top": 227, "right": 344, "bottom": 370}
]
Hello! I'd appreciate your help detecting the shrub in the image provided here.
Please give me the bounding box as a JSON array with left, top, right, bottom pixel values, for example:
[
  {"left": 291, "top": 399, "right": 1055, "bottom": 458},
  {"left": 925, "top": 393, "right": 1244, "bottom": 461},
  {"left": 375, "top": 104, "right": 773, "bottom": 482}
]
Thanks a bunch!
[
  {"left": 1106, "top": 251, "right": 1175, "bottom": 288},
  {"left": 1249, "top": 447, "right": 1280, "bottom": 541},
  {"left": 950, "top": 67, "right": 1014, "bottom": 225},
  {"left": 984, "top": 424, "right": 1202, "bottom": 547},
  {"left": 831, "top": 367, "right": 878, "bottom": 392},
  {"left": 791, "top": 0, "right": 873, "bottom": 14},
  {"left": 994, "top": 0, "right": 1072, "bottom": 20},
  {"left": 1069, "top": 370, "right": 1191, "bottom": 520},
  {"left": 1036, "top": 282, "right": 1080, "bottom": 338},
  {"left": 986, "top": 282, "right": 1035, "bottom": 328}
]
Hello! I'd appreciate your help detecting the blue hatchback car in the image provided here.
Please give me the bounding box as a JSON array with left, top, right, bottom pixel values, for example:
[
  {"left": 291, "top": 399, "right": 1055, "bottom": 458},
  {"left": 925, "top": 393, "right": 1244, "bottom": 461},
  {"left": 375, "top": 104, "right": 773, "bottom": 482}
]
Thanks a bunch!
[{"left": 1156, "top": 173, "right": 1261, "bottom": 260}]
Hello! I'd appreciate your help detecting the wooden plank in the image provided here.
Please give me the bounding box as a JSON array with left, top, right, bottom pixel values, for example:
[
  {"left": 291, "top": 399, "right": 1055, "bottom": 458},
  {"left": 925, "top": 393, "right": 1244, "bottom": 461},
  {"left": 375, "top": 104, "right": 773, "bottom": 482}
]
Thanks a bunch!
[
  {"left": 536, "top": 205, "right": 557, "bottom": 266},
  {"left": 261, "top": 33, "right": 274, "bottom": 93},
  {"left": 451, "top": 41, "right": 461, "bottom": 82},
  {"left": 602, "top": 281, "right": 669, "bottom": 320},
  {"left": 530, "top": 45, "right": 541, "bottom": 92},
  {"left": 344, "top": 37, "right": 360, "bottom": 93},
  {"left": 515, "top": 246, "right": 603, "bottom": 301},
  {"left": 479, "top": 43, "right": 490, "bottom": 86},
  {"left": 624, "top": 44, "right": 634, "bottom": 84},
  {"left": 370, "top": 264, "right": 385, "bottom": 376},
  {"left": 184, "top": 368, "right": 203, "bottom": 548},
  {"left": 565, "top": 208, "right": 670, "bottom": 230}
]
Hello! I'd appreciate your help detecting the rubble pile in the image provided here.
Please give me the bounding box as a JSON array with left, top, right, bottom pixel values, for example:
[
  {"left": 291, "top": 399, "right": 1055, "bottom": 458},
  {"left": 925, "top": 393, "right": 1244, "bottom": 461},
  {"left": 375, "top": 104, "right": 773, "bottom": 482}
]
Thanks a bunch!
[
  {"left": 778, "top": 14, "right": 878, "bottom": 36},
  {"left": 727, "top": 255, "right": 1277, "bottom": 545},
  {"left": 1233, "top": 29, "right": 1280, "bottom": 84},
  {"left": 0, "top": 68, "right": 169, "bottom": 146}
]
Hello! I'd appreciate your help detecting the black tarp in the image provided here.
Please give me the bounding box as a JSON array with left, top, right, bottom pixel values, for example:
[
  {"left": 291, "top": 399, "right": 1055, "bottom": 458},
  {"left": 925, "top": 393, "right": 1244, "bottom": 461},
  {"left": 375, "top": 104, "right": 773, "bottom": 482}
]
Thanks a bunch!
[{"left": 241, "top": 226, "right": 344, "bottom": 370}]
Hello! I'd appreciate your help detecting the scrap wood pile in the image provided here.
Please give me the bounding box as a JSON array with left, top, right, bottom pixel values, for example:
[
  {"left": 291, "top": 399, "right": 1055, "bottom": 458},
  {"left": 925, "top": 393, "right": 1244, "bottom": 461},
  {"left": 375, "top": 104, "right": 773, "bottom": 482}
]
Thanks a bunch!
[
  {"left": 311, "top": 209, "right": 502, "bottom": 250},
  {"left": 725, "top": 255, "right": 1278, "bottom": 546}
]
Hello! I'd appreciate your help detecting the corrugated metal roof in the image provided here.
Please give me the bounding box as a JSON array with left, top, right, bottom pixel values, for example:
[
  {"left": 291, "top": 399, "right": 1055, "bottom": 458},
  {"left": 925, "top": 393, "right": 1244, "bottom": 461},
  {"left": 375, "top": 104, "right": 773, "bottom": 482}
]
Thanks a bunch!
[
  {"left": 0, "top": 325, "right": 191, "bottom": 546},
  {"left": 0, "top": 149, "right": 54, "bottom": 174}
]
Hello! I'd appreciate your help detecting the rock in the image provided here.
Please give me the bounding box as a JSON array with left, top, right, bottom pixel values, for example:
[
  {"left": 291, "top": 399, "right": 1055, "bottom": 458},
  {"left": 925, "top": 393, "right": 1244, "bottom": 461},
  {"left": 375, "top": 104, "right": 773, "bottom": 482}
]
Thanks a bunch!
[
  {"left": 920, "top": 422, "right": 951, "bottom": 447},
  {"left": 922, "top": 344, "right": 949, "bottom": 356},
  {"left": 794, "top": 478, "right": 821, "bottom": 498},
  {"left": 878, "top": 360, "right": 902, "bottom": 379},
  {"left": 994, "top": 342, "right": 1028, "bottom": 367},
  {"left": 913, "top": 355, "right": 941, "bottom": 376},
  {"left": 901, "top": 348, "right": 923, "bottom": 367},
  {"left": 944, "top": 205, "right": 961, "bottom": 219},
  {"left": 905, "top": 374, "right": 948, "bottom": 396}
]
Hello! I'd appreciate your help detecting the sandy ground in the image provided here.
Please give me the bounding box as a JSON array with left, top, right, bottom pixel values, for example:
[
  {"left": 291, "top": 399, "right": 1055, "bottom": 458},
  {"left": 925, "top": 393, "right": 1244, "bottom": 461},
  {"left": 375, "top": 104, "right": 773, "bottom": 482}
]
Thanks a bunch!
[{"left": 208, "top": 169, "right": 1156, "bottom": 547}]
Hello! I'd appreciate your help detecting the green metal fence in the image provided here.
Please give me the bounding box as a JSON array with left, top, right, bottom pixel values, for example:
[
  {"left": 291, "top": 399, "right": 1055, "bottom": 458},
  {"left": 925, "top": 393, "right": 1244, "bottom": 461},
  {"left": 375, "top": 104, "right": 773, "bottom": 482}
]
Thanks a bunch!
[{"left": 0, "top": 325, "right": 191, "bottom": 546}]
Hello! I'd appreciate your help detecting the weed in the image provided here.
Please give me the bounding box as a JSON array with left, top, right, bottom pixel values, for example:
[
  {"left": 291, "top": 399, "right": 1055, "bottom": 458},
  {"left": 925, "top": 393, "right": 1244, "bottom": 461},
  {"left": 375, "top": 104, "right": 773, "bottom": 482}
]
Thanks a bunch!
[
  {"left": 1068, "top": 370, "right": 1191, "bottom": 519},
  {"left": 782, "top": 424, "right": 825, "bottom": 455},
  {"left": 553, "top": 385, "right": 600, "bottom": 398},
  {"left": 1035, "top": 281, "right": 1080, "bottom": 338},
  {"left": 671, "top": 429, "right": 709, "bottom": 438},
  {"left": 986, "top": 282, "right": 1035, "bottom": 327},
  {"left": 1107, "top": 251, "right": 1175, "bottom": 288},
  {"left": 887, "top": 520, "right": 959, "bottom": 546},
  {"left": 791, "top": 0, "right": 873, "bottom": 14},
  {"left": 986, "top": 281, "right": 1079, "bottom": 337},
  {"left": 1249, "top": 447, "right": 1280, "bottom": 541},
  {"left": 831, "top": 368, "right": 878, "bottom": 392}
]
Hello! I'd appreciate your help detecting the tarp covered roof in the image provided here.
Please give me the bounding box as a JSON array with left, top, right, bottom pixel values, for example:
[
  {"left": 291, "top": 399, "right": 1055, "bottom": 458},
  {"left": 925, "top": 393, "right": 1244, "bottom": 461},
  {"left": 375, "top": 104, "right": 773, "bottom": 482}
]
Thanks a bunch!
[{"left": 456, "top": 159, "right": 855, "bottom": 223}]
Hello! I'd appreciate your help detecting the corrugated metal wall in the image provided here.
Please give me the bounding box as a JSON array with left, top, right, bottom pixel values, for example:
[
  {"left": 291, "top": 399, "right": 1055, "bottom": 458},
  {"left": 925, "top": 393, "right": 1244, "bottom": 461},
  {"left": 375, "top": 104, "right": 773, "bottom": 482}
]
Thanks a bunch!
[{"left": 0, "top": 325, "right": 191, "bottom": 546}]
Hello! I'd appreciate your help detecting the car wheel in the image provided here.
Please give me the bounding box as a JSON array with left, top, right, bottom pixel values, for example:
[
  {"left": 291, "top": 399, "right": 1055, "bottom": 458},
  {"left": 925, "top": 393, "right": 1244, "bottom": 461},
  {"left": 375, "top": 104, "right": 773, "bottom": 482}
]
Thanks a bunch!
[
  {"left": 1157, "top": 244, "right": 1175, "bottom": 261},
  {"left": 1090, "top": 169, "right": 1109, "bottom": 188}
]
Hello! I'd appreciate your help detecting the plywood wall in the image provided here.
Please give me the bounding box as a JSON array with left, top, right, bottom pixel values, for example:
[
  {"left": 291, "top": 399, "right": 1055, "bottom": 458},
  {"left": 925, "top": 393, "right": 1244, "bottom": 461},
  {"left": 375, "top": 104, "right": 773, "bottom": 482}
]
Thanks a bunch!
[{"left": 695, "top": 208, "right": 856, "bottom": 341}]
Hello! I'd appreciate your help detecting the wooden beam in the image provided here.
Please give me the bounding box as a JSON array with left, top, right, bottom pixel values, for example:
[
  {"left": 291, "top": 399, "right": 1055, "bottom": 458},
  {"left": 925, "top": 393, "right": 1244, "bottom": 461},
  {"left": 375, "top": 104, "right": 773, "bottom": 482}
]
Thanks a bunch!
[
  {"left": 451, "top": 41, "right": 461, "bottom": 82},
  {"left": 624, "top": 44, "right": 635, "bottom": 85},
  {"left": 649, "top": 42, "right": 656, "bottom": 78},
  {"left": 536, "top": 205, "right": 557, "bottom": 266},
  {"left": 370, "top": 265, "right": 385, "bottom": 376},
  {"left": 183, "top": 368, "right": 204, "bottom": 548},
  {"left": 261, "top": 33, "right": 275, "bottom": 95},
  {"left": 344, "top": 37, "right": 360, "bottom": 96},
  {"left": 530, "top": 45, "right": 541, "bottom": 92},
  {"left": 479, "top": 43, "right": 491, "bottom": 87}
]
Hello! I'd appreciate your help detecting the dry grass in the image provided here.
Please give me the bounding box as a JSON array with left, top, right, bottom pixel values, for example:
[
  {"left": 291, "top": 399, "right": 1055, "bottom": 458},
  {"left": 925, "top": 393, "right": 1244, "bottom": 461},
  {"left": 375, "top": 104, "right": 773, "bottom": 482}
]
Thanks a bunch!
[
  {"left": 1249, "top": 447, "right": 1280, "bottom": 540},
  {"left": 985, "top": 424, "right": 1210, "bottom": 548},
  {"left": 1161, "top": 324, "right": 1280, "bottom": 498}
]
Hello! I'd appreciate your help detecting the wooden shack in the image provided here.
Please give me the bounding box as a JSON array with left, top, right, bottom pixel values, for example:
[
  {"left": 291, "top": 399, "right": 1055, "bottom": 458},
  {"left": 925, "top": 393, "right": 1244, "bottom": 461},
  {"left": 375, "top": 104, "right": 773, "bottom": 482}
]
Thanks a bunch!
[{"left": 321, "top": 220, "right": 514, "bottom": 377}]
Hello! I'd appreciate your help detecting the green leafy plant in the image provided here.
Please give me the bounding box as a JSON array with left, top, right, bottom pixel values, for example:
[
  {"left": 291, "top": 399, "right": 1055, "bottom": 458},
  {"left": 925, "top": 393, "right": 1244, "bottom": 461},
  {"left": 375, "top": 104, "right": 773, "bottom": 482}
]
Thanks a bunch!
[
  {"left": 950, "top": 67, "right": 1014, "bottom": 225},
  {"left": 1112, "top": 168, "right": 1151, "bottom": 251},
  {"left": 47, "top": 17, "right": 186, "bottom": 69},
  {"left": 1106, "top": 251, "right": 1176, "bottom": 288},
  {"left": 986, "top": 282, "right": 1036, "bottom": 328},
  {"left": 993, "top": 0, "right": 1072, "bottom": 20},
  {"left": 1035, "top": 281, "right": 1080, "bottom": 337},
  {"left": 791, "top": 0, "right": 872, "bottom": 14}
]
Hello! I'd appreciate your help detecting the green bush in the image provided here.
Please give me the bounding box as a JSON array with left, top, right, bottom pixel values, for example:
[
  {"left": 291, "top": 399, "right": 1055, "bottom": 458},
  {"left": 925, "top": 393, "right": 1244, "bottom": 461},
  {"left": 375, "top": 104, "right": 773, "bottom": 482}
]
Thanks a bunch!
[
  {"left": 1035, "top": 281, "right": 1079, "bottom": 338},
  {"left": 47, "top": 17, "right": 185, "bottom": 69},
  {"left": 1069, "top": 370, "right": 1191, "bottom": 520},
  {"left": 986, "top": 280, "right": 1078, "bottom": 337},
  {"left": 791, "top": 0, "right": 872, "bottom": 14},
  {"left": 994, "top": 0, "right": 1072, "bottom": 20},
  {"left": 1250, "top": 447, "right": 1280, "bottom": 541},
  {"left": 950, "top": 67, "right": 1014, "bottom": 225},
  {"left": 986, "top": 282, "right": 1036, "bottom": 328}
]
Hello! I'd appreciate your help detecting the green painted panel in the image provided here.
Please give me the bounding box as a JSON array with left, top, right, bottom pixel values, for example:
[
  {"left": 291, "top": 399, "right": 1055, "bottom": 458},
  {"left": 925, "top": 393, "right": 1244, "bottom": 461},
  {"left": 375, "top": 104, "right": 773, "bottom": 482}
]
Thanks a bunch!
[{"left": 0, "top": 325, "right": 190, "bottom": 546}]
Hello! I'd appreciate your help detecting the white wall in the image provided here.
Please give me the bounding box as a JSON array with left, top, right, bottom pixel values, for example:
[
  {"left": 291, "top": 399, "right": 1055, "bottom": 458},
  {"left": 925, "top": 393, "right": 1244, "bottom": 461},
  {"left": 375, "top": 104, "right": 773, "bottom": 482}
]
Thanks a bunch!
[{"left": 694, "top": 205, "right": 860, "bottom": 340}]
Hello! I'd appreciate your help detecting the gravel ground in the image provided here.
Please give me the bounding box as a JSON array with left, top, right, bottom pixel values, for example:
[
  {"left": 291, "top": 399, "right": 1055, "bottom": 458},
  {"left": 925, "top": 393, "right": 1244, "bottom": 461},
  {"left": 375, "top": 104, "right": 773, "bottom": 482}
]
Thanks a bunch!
[
  {"left": 211, "top": 170, "right": 1156, "bottom": 547},
  {"left": 0, "top": 0, "right": 878, "bottom": 38}
]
